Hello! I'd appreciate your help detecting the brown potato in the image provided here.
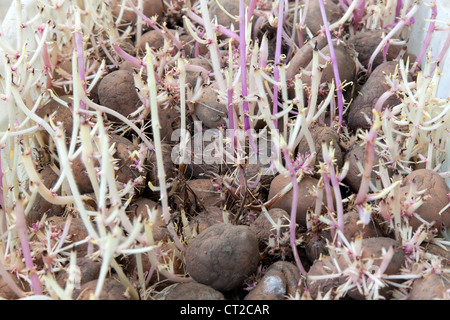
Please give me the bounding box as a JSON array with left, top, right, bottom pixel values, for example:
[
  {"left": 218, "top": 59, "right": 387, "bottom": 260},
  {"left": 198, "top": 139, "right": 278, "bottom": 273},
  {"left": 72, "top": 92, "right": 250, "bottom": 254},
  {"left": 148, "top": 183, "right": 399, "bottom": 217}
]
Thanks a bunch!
[
  {"left": 137, "top": 29, "right": 178, "bottom": 54},
  {"left": 55, "top": 256, "right": 102, "bottom": 299},
  {"left": 112, "top": 0, "right": 165, "bottom": 25},
  {"left": 36, "top": 95, "right": 73, "bottom": 145},
  {"left": 306, "top": 254, "right": 341, "bottom": 299},
  {"left": 343, "top": 142, "right": 384, "bottom": 193},
  {"left": 296, "top": 125, "right": 344, "bottom": 170},
  {"left": 347, "top": 61, "right": 412, "bottom": 132},
  {"left": 185, "top": 57, "right": 212, "bottom": 89},
  {"left": 27, "top": 166, "right": 66, "bottom": 226},
  {"left": 347, "top": 29, "right": 405, "bottom": 70},
  {"left": 286, "top": 34, "right": 328, "bottom": 81},
  {"left": 399, "top": 169, "right": 450, "bottom": 231},
  {"left": 408, "top": 273, "right": 450, "bottom": 300},
  {"left": 186, "top": 178, "right": 223, "bottom": 208},
  {"left": 341, "top": 210, "right": 380, "bottom": 241},
  {"left": 97, "top": 70, "right": 141, "bottom": 122},
  {"left": 185, "top": 223, "right": 259, "bottom": 291},
  {"left": 160, "top": 282, "right": 226, "bottom": 300},
  {"left": 194, "top": 85, "right": 228, "bottom": 129},
  {"left": 179, "top": 33, "right": 209, "bottom": 58},
  {"left": 77, "top": 277, "right": 133, "bottom": 300},
  {"left": 300, "top": 42, "right": 357, "bottom": 93},
  {"left": 189, "top": 206, "right": 224, "bottom": 234},
  {"left": 208, "top": 0, "right": 250, "bottom": 32},
  {"left": 46, "top": 216, "right": 90, "bottom": 257},
  {"left": 245, "top": 261, "right": 302, "bottom": 300},
  {"left": 127, "top": 197, "right": 169, "bottom": 242},
  {"left": 109, "top": 134, "right": 147, "bottom": 194},
  {"left": 158, "top": 104, "right": 180, "bottom": 142},
  {"left": 338, "top": 237, "right": 405, "bottom": 300},
  {"left": 71, "top": 154, "right": 96, "bottom": 195},
  {"left": 250, "top": 208, "right": 290, "bottom": 250},
  {"left": 301, "top": 0, "right": 342, "bottom": 38},
  {"left": 268, "top": 175, "right": 328, "bottom": 226}
]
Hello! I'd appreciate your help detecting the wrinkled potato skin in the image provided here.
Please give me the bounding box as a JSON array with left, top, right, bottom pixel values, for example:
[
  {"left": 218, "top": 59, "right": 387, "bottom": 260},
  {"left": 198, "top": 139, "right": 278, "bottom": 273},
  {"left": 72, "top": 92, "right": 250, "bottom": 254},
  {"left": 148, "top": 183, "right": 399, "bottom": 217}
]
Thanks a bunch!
[
  {"left": 400, "top": 169, "right": 450, "bottom": 231},
  {"left": 162, "top": 282, "right": 226, "bottom": 300},
  {"left": 245, "top": 261, "right": 301, "bottom": 300},
  {"left": 77, "top": 278, "right": 132, "bottom": 300},
  {"left": 268, "top": 175, "right": 328, "bottom": 226},
  {"left": 194, "top": 85, "right": 228, "bottom": 129},
  {"left": 36, "top": 95, "right": 73, "bottom": 145},
  {"left": 98, "top": 70, "right": 141, "bottom": 121},
  {"left": 185, "top": 223, "right": 259, "bottom": 292},
  {"left": 187, "top": 179, "right": 223, "bottom": 208},
  {"left": 27, "top": 166, "right": 66, "bottom": 226},
  {"left": 347, "top": 61, "right": 412, "bottom": 132},
  {"left": 347, "top": 29, "right": 404, "bottom": 70},
  {"left": 343, "top": 143, "right": 388, "bottom": 193},
  {"left": 338, "top": 237, "right": 405, "bottom": 300},
  {"left": 250, "top": 208, "right": 290, "bottom": 250},
  {"left": 301, "top": 43, "right": 357, "bottom": 90},
  {"left": 301, "top": 0, "right": 341, "bottom": 39},
  {"left": 296, "top": 125, "right": 344, "bottom": 170},
  {"left": 408, "top": 273, "right": 450, "bottom": 300},
  {"left": 342, "top": 210, "right": 379, "bottom": 241},
  {"left": 112, "top": 0, "right": 165, "bottom": 25}
]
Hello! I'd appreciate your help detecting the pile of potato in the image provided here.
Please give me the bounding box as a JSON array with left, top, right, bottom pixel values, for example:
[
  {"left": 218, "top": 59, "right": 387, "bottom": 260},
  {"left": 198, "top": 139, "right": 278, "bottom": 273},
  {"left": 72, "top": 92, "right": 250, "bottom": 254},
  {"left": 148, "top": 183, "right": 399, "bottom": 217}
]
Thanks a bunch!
[{"left": 3, "top": 0, "right": 448, "bottom": 301}]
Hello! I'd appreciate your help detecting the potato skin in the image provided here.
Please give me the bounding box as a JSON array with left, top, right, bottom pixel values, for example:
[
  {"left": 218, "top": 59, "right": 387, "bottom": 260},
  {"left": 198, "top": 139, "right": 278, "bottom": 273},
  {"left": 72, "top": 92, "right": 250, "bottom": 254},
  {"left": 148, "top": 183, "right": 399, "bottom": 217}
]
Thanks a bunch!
[
  {"left": 36, "top": 95, "right": 73, "bottom": 145},
  {"left": 162, "top": 282, "right": 226, "bottom": 300},
  {"left": 112, "top": 0, "right": 165, "bottom": 25},
  {"left": 208, "top": 0, "right": 250, "bottom": 31},
  {"left": 250, "top": 208, "right": 290, "bottom": 250},
  {"left": 302, "top": 0, "right": 341, "bottom": 39},
  {"left": 408, "top": 273, "right": 450, "bottom": 300},
  {"left": 109, "top": 134, "right": 147, "bottom": 193},
  {"left": 306, "top": 255, "right": 340, "bottom": 299},
  {"left": 187, "top": 178, "right": 223, "bottom": 208},
  {"left": 400, "top": 169, "right": 450, "bottom": 231},
  {"left": 296, "top": 125, "right": 344, "bottom": 170},
  {"left": 339, "top": 237, "right": 405, "bottom": 300},
  {"left": 344, "top": 142, "right": 386, "bottom": 193},
  {"left": 127, "top": 197, "right": 169, "bottom": 242},
  {"left": 245, "top": 261, "right": 301, "bottom": 300},
  {"left": 185, "top": 223, "right": 259, "bottom": 292},
  {"left": 185, "top": 57, "right": 212, "bottom": 89},
  {"left": 268, "top": 175, "right": 326, "bottom": 226},
  {"left": 347, "top": 29, "right": 404, "bottom": 70},
  {"left": 300, "top": 42, "right": 357, "bottom": 90},
  {"left": 98, "top": 70, "right": 141, "bottom": 121},
  {"left": 347, "top": 61, "right": 412, "bottom": 132},
  {"left": 342, "top": 210, "right": 379, "bottom": 241},
  {"left": 77, "top": 278, "right": 132, "bottom": 300},
  {"left": 27, "top": 166, "right": 66, "bottom": 226},
  {"left": 194, "top": 85, "right": 228, "bottom": 129}
]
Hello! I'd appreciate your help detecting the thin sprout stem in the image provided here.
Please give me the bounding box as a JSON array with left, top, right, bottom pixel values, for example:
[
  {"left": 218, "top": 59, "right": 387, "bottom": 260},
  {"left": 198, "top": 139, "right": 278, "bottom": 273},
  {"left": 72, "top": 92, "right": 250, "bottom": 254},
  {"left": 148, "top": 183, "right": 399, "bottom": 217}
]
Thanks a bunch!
[
  {"left": 272, "top": 0, "right": 285, "bottom": 129},
  {"left": 317, "top": 0, "right": 345, "bottom": 132},
  {"left": 281, "top": 148, "right": 307, "bottom": 276},
  {"left": 15, "top": 198, "right": 43, "bottom": 295},
  {"left": 144, "top": 45, "right": 185, "bottom": 252},
  {"left": 411, "top": 0, "right": 437, "bottom": 74}
]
